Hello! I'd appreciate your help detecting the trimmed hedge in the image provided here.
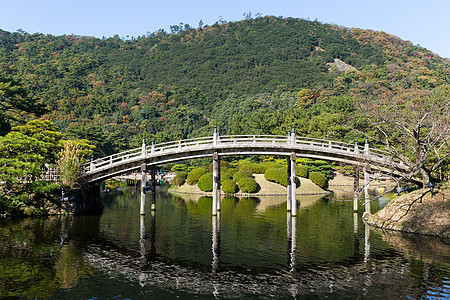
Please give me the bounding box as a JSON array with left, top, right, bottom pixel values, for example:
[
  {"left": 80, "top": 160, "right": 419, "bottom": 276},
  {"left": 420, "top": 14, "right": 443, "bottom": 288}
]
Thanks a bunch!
[
  {"left": 296, "top": 165, "right": 309, "bottom": 178},
  {"left": 233, "top": 169, "right": 252, "bottom": 182},
  {"left": 309, "top": 172, "right": 329, "bottom": 190},
  {"left": 261, "top": 161, "right": 284, "bottom": 169},
  {"left": 221, "top": 170, "right": 233, "bottom": 181},
  {"left": 171, "top": 164, "right": 187, "bottom": 172},
  {"left": 222, "top": 179, "right": 238, "bottom": 194},
  {"left": 186, "top": 167, "right": 208, "bottom": 185},
  {"left": 208, "top": 160, "right": 231, "bottom": 173},
  {"left": 198, "top": 173, "right": 213, "bottom": 192},
  {"left": 238, "top": 177, "right": 258, "bottom": 193},
  {"left": 264, "top": 167, "right": 287, "bottom": 186},
  {"left": 226, "top": 167, "right": 237, "bottom": 178},
  {"left": 173, "top": 171, "right": 188, "bottom": 186},
  {"left": 238, "top": 161, "right": 266, "bottom": 174}
]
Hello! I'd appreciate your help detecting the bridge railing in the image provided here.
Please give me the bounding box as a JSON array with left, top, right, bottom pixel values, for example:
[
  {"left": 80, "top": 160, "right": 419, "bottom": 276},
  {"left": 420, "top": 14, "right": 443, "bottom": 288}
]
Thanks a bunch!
[
  {"left": 218, "top": 135, "right": 289, "bottom": 145},
  {"left": 83, "top": 134, "right": 401, "bottom": 174},
  {"left": 147, "top": 136, "right": 213, "bottom": 154}
]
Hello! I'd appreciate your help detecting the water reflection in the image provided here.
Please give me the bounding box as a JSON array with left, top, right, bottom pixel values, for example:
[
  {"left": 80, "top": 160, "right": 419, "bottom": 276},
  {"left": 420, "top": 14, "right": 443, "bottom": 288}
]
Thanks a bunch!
[
  {"left": 212, "top": 213, "right": 220, "bottom": 274},
  {"left": 1, "top": 189, "right": 449, "bottom": 299}
]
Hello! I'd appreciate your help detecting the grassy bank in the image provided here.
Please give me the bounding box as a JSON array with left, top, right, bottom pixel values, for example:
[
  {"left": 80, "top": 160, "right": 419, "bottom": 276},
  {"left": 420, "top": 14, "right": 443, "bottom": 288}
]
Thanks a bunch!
[{"left": 367, "top": 182, "right": 450, "bottom": 239}]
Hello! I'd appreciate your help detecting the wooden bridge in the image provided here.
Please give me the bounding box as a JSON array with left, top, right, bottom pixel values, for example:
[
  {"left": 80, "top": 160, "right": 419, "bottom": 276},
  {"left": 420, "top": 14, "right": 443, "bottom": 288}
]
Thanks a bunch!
[{"left": 82, "top": 130, "right": 408, "bottom": 216}]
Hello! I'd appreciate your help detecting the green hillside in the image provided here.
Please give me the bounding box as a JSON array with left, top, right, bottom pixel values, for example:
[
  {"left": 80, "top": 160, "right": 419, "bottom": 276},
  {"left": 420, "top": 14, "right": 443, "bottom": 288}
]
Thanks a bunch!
[{"left": 1, "top": 16, "right": 449, "bottom": 156}]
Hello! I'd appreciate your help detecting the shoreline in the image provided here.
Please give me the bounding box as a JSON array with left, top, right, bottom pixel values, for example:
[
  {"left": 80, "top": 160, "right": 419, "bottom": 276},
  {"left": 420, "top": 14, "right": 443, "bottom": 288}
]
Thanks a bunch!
[{"left": 367, "top": 182, "right": 450, "bottom": 239}]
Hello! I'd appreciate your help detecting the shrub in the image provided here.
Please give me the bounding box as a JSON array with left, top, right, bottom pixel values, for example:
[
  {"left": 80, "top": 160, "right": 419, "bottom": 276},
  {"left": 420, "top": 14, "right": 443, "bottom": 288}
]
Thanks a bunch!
[
  {"left": 197, "top": 173, "right": 213, "bottom": 192},
  {"left": 186, "top": 168, "right": 208, "bottom": 185},
  {"left": 261, "top": 161, "right": 284, "bottom": 169},
  {"left": 221, "top": 170, "right": 233, "bottom": 181},
  {"left": 264, "top": 167, "right": 287, "bottom": 186},
  {"left": 173, "top": 171, "right": 188, "bottom": 186},
  {"left": 222, "top": 179, "right": 238, "bottom": 194},
  {"left": 233, "top": 169, "right": 252, "bottom": 182},
  {"left": 208, "top": 160, "right": 231, "bottom": 173},
  {"left": 238, "top": 162, "right": 266, "bottom": 174},
  {"left": 226, "top": 168, "right": 237, "bottom": 178},
  {"left": 309, "top": 172, "right": 329, "bottom": 190},
  {"left": 238, "top": 177, "right": 258, "bottom": 193},
  {"left": 296, "top": 165, "right": 309, "bottom": 178},
  {"left": 171, "top": 164, "right": 187, "bottom": 172}
]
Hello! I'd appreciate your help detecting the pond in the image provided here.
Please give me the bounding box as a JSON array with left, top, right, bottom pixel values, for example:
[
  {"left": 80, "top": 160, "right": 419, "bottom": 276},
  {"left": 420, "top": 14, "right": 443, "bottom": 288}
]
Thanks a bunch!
[{"left": 1, "top": 187, "right": 449, "bottom": 299}]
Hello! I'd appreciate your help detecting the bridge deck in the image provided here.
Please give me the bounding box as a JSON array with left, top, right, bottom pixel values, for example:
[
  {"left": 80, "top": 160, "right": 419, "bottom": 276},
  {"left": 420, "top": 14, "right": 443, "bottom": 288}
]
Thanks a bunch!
[{"left": 82, "top": 135, "right": 407, "bottom": 183}]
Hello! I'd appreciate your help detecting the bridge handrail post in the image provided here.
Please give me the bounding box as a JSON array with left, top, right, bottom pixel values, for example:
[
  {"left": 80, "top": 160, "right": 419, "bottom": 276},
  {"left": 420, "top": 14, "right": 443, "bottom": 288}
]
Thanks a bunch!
[
  {"left": 213, "top": 126, "right": 218, "bottom": 147},
  {"left": 354, "top": 141, "right": 360, "bottom": 155},
  {"left": 151, "top": 141, "right": 155, "bottom": 154},
  {"left": 291, "top": 127, "right": 296, "bottom": 146},
  {"left": 364, "top": 138, "right": 370, "bottom": 156},
  {"left": 142, "top": 139, "right": 147, "bottom": 158}
]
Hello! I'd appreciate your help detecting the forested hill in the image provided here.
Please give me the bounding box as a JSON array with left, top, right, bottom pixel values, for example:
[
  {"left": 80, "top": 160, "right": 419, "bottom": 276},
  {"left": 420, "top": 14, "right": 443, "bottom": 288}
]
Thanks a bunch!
[{"left": 1, "top": 16, "right": 449, "bottom": 157}]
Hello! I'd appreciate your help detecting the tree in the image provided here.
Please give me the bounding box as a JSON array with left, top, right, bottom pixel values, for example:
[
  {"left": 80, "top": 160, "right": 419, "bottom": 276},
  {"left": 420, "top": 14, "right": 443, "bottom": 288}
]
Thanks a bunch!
[
  {"left": 295, "top": 89, "right": 317, "bottom": 108},
  {"left": 0, "top": 132, "right": 48, "bottom": 191},
  {"left": 356, "top": 87, "right": 450, "bottom": 186},
  {"left": 0, "top": 78, "right": 46, "bottom": 135},
  {"left": 11, "top": 120, "right": 63, "bottom": 161}
]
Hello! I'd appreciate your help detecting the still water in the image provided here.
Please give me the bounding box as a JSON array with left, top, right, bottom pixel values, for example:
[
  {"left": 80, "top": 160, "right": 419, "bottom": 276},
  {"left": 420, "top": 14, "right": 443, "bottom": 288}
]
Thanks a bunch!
[{"left": 1, "top": 187, "right": 449, "bottom": 299}]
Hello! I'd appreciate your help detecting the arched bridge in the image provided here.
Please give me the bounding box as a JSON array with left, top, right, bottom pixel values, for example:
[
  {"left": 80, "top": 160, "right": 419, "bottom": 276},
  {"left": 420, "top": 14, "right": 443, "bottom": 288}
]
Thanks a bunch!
[{"left": 82, "top": 134, "right": 407, "bottom": 184}]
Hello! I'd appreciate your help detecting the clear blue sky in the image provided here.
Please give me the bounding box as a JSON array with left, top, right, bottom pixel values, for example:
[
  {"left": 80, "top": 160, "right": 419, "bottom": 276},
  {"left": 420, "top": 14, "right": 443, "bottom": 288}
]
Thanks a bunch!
[{"left": 2, "top": 0, "right": 450, "bottom": 58}]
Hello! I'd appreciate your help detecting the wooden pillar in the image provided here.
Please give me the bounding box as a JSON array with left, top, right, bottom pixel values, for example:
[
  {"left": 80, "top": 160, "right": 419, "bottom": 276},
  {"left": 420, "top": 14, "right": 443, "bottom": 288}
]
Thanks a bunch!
[
  {"left": 364, "top": 139, "right": 371, "bottom": 216},
  {"left": 364, "top": 165, "right": 370, "bottom": 215},
  {"left": 286, "top": 153, "right": 292, "bottom": 212},
  {"left": 140, "top": 163, "right": 147, "bottom": 215},
  {"left": 151, "top": 166, "right": 156, "bottom": 211},
  {"left": 290, "top": 152, "right": 297, "bottom": 217},
  {"left": 212, "top": 152, "right": 220, "bottom": 216},
  {"left": 353, "top": 166, "right": 359, "bottom": 212}
]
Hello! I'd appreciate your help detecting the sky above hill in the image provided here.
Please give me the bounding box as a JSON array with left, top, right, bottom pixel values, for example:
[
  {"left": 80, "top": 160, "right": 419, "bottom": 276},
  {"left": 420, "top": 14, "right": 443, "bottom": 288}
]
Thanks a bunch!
[{"left": 2, "top": 0, "right": 449, "bottom": 58}]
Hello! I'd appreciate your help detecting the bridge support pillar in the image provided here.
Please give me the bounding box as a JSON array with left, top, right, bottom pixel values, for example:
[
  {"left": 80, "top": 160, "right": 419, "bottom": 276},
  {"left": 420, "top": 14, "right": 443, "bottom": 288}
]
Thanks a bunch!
[
  {"left": 363, "top": 139, "right": 371, "bottom": 218},
  {"left": 140, "top": 163, "right": 147, "bottom": 215},
  {"left": 290, "top": 152, "right": 297, "bottom": 216},
  {"left": 286, "top": 155, "right": 291, "bottom": 212},
  {"left": 212, "top": 152, "right": 220, "bottom": 216},
  {"left": 151, "top": 166, "right": 156, "bottom": 211},
  {"left": 353, "top": 166, "right": 359, "bottom": 212},
  {"left": 364, "top": 165, "right": 370, "bottom": 216}
]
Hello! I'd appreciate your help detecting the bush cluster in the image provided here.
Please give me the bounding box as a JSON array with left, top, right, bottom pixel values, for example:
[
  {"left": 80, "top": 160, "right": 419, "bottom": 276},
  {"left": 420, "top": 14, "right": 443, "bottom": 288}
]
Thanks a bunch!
[
  {"left": 238, "top": 177, "right": 258, "bottom": 193},
  {"left": 173, "top": 171, "right": 188, "bottom": 186},
  {"left": 238, "top": 161, "right": 266, "bottom": 174},
  {"left": 186, "top": 167, "right": 208, "bottom": 185},
  {"left": 261, "top": 161, "right": 284, "bottom": 169},
  {"left": 198, "top": 173, "right": 213, "bottom": 192},
  {"left": 171, "top": 164, "right": 187, "bottom": 172},
  {"left": 233, "top": 169, "right": 252, "bottom": 182},
  {"left": 296, "top": 165, "right": 309, "bottom": 178},
  {"left": 264, "top": 167, "right": 288, "bottom": 186},
  {"left": 222, "top": 179, "right": 238, "bottom": 194},
  {"left": 309, "top": 172, "right": 329, "bottom": 190},
  {"left": 208, "top": 160, "right": 232, "bottom": 173}
]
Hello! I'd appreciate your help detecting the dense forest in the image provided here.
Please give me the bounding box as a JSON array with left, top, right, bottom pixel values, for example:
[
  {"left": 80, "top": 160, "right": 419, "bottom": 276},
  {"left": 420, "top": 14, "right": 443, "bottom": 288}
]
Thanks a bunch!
[
  {"left": 1, "top": 15, "right": 449, "bottom": 216},
  {"left": 1, "top": 16, "right": 449, "bottom": 156}
]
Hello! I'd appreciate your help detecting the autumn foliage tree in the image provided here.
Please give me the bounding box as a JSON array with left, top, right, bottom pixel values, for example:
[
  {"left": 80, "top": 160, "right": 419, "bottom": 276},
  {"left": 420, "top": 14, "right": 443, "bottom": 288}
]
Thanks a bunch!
[{"left": 356, "top": 87, "right": 450, "bottom": 186}]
